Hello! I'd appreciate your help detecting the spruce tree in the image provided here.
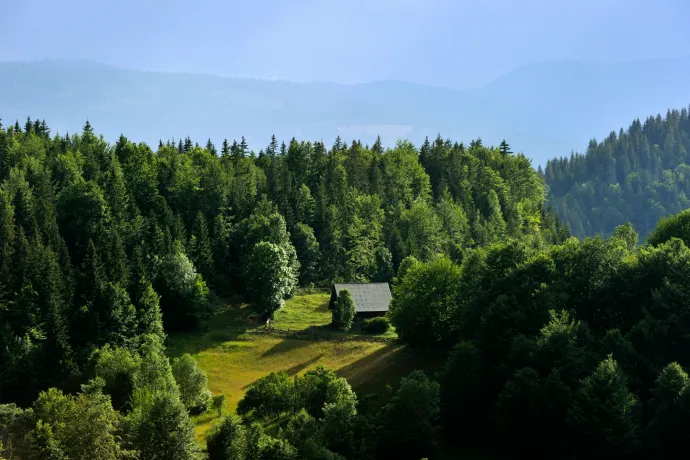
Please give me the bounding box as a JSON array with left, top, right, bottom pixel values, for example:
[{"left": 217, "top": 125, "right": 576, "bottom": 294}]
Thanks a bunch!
[
  {"left": 206, "top": 138, "right": 217, "bottom": 156},
  {"left": 206, "top": 415, "right": 248, "bottom": 460},
  {"left": 332, "top": 289, "right": 356, "bottom": 332},
  {"left": 105, "top": 156, "right": 129, "bottom": 223},
  {"left": 39, "top": 245, "right": 76, "bottom": 389},
  {"left": 499, "top": 140, "right": 513, "bottom": 156},
  {"left": 0, "top": 191, "right": 15, "bottom": 288},
  {"left": 82, "top": 120, "right": 94, "bottom": 136},
  {"left": 568, "top": 356, "right": 639, "bottom": 457},
  {"left": 135, "top": 280, "right": 165, "bottom": 341},
  {"left": 129, "top": 392, "right": 203, "bottom": 460},
  {"left": 645, "top": 362, "right": 690, "bottom": 456},
  {"left": 240, "top": 136, "right": 248, "bottom": 157},
  {"left": 190, "top": 212, "right": 213, "bottom": 281}
]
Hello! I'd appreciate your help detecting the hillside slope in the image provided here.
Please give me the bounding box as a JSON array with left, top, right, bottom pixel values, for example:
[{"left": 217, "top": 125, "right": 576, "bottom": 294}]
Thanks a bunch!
[
  {"left": 545, "top": 106, "right": 690, "bottom": 239},
  {"left": 2, "top": 58, "right": 690, "bottom": 165}
]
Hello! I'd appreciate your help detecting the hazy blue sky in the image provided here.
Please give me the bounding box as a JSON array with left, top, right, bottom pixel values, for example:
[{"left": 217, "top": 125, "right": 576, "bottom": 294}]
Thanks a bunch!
[{"left": 2, "top": 0, "right": 689, "bottom": 88}]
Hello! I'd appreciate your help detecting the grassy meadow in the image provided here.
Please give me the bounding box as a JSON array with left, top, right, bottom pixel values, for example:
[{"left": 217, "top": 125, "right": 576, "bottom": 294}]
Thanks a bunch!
[{"left": 165, "top": 292, "right": 433, "bottom": 444}]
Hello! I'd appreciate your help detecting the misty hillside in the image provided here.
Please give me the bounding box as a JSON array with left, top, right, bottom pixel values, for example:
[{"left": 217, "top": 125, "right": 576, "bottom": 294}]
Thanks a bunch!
[
  {"left": 545, "top": 105, "right": 690, "bottom": 239},
  {"left": 1, "top": 57, "right": 690, "bottom": 164}
]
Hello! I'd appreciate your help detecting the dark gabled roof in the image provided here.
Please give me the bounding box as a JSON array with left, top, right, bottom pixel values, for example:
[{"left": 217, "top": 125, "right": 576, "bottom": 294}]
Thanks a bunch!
[{"left": 332, "top": 283, "right": 391, "bottom": 313}]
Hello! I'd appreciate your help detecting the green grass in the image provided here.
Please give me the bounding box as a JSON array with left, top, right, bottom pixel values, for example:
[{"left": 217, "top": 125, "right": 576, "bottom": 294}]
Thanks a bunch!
[
  {"left": 271, "top": 293, "right": 398, "bottom": 339},
  {"left": 272, "top": 293, "right": 333, "bottom": 329},
  {"left": 165, "top": 293, "right": 428, "bottom": 445}
]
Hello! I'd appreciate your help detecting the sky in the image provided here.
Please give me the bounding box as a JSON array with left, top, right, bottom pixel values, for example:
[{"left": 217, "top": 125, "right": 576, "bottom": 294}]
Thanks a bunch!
[{"left": 1, "top": 0, "right": 690, "bottom": 89}]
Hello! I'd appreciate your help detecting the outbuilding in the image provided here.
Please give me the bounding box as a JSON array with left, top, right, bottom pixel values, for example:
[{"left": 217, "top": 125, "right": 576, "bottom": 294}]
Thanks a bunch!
[{"left": 329, "top": 283, "right": 391, "bottom": 318}]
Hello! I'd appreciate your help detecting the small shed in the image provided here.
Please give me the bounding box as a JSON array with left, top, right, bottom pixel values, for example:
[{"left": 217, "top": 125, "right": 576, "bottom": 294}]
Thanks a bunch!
[{"left": 329, "top": 283, "right": 391, "bottom": 317}]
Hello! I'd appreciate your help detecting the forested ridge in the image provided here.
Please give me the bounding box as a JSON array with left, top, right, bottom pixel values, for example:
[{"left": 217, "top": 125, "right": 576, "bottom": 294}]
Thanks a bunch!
[
  {"left": 545, "top": 105, "right": 690, "bottom": 239},
  {"left": 0, "top": 117, "right": 566, "bottom": 459},
  {"left": 4, "top": 114, "right": 690, "bottom": 459}
]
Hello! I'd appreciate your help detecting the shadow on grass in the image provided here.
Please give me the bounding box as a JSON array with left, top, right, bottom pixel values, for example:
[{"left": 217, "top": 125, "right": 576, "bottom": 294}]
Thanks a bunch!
[
  {"left": 284, "top": 354, "right": 324, "bottom": 376},
  {"left": 166, "top": 301, "right": 258, "bottom": 358},
  {"left": 315, "top": 301, "right": 331, "bottom": 313},
  {"left": 260, "top": 337, "right": 314, "bottom": 357},
  {"left": 336, "top": 343, "right": 444, "bottom": 395},
  {"left": 166, "top": 328, "right": 246, "bottom": 358},
  {"left": 336, "top": 344, "right": 402, "bottom": 383},
  {"left": 240, "top": 354, "right": 326, "bottom": 390},
  {"left": 303, "top": 324, "right": 336, "bottom": 335}
]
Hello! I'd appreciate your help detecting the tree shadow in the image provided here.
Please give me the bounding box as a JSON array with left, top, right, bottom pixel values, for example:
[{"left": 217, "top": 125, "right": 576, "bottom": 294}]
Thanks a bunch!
[
  {"left": 166, "top": 328, "right": 248, "bottom": 358},
  {"left": 284, "top": 354, "right": 324, "bottom": 376},
  {"left": 315, "top": 301, "right": 331, "bottom": 313},
  {"left": 336, "top": 343, "right": 442, "bottom": 395},
  {"left": 260, "top": 337, "right": 314, "bottom": 357},
  {"left": 336, "top": 344, "right": 402, "bottom": 382},
  {"left": 240, "top": 354, "right": 324, "bottom": 390},
  {"left": 302, "top": 324, "right": 336, "bottom": 336},
  {"left": 165, "top": 301, "right": 258, "bottom": 358}
]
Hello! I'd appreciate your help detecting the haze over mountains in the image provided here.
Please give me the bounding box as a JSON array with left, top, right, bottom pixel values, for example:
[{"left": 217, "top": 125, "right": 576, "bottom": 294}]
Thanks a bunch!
[{"left": 2, "top": 56, "right": 690, "bottom": 165}]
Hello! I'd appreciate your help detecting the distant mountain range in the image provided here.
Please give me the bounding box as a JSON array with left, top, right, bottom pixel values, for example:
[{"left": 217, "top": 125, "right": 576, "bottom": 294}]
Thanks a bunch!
[{"left": 1, "top": 58, "right": 690, "bottom": 165}]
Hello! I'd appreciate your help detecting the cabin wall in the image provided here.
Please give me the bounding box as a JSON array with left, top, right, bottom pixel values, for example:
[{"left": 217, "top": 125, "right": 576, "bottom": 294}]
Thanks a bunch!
[{"left": 356, "top": 311, "right": 387, "bottom": 318}]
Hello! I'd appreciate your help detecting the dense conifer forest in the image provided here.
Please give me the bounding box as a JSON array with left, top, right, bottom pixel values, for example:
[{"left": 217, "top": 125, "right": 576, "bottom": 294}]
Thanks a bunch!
[
  {"left": 3, "top": 115, "right": 690, "bottom": 459},
  {"left": 545, "top": 105, "right": 690, "bottom": 239}
]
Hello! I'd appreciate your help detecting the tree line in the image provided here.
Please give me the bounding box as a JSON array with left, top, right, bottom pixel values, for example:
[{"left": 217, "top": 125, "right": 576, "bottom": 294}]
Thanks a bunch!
[
  {"left": 0, "top": 117, "right": 566, "bottom": 458},
  {"left": 174, "top": 211, "right": 690, "bottom": 460},
  {"left": 3, "top": 112, "right": 690, "bottom": 458},
  {"left": 544, "top": 105, "right": 690, "bottom": 239},
  {"left": 386, "top": 212, "right": 690, "bottom": 458},
  {"left": 0, "top": 117, "right": 566, "bottom": 402}
]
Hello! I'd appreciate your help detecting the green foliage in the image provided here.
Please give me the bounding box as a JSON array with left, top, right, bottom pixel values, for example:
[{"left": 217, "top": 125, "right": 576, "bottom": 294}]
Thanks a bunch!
[
  {"left": 245, "top": 241, "right": 299, "bottom": 318},
  {"left": 189, "top": 211, "right": 214, "bottom": 281},
  {"left": 299, "top": 440, "right": 346, "bottom": 460},
  {"left": 362, "top": 316, "right": 390, "bottom": 334},
  {"left": 1, "top": 116, "right": 648, "bottom": 458},
  {"left": 127, "top": 392, "right": 202, "bottom": 460},
  {"left": 291, "top": 223, "right": 321, "bottom": 285},
  {"left": 398, "top": 200, "right": 443, "bottom": 261},
  {"left": 26, "top": 381, "right": 130, "bottom": 460},
  {"left": 207, "top": 415, "right": 247, "bottom": 460},
  {"left": 26, "top": 421, "right": 68, "bottom": 460},
  {"left": 331, "top": 289, "right": 356, "bottom": 332},
  {"left": 546, "top": 107, "right": 690, "bottom": 240},
  {"left": 376, "top": 370, "right": 440, "bottom": 460},
  {"left": 256, "top": 436, "right": 297, "bottom": 460},
  {"left": 496, "top": 367, "right": 572, "bottom": 453},
  {"left": 134, "top": 334, "right": 179, "bottom": 397},
  {"left": 296, "top": 366, "right": 356, "bottom": 419},
  {"left": 92, "top": 345, "right": 141, "bottom": 412},
  {"left": 372, "top": 246, "right": 394, "bottom": 282},
  {"left": 237, "top": 372, "right": 296, "bottom": 418},
  {"left": 389, "top": 257, "right": 461, "bottom": 345},
  {"left": 171, "top": 354, "right": 212, "bottom": 413},
  {"left": 56, "top": 180, "right": 109, "bottom": 262},
  {"left": 439, "top": 340, "right": 490, "bottom": 443},
  {"left": 321, "top": 398, "right": 357, "bottom": 457},
  {"left": 211, "top": 394, "right": 227, "bottom": 416},
  {"left": 279, "top": 410, "right": 319, "bottom": 452},
  {"left": 154, "top": 242, "right": 211, "bottom": 330},
  {"left": 644, "top": 363, "right": 690, "bottom": 457},
  {"left": 647, "top": 208, "right": 690, "bottom": 247},
  {"left": 612, "top": 222, "right": 639, "bottom": 250},
  {"left": 567, "top": 356, "right": 640, "bottom": 457},
  {"left": 395, "top": 255, "right": 420, "bottom": 282},
  {"left": 436, "top": 189, "right": 470, "bottom": 250},
  {"left": 133, "top": 280, "right": 165, "bottom": 342}
]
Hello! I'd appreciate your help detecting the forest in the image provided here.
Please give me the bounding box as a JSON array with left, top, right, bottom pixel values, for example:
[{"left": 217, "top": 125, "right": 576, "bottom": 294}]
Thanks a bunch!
[
  {"left": 2, "top": 114, "right": 690, "bottom": 459},
  {"left": 545, "top": 105, "right": 690, "bottom": 239}
]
